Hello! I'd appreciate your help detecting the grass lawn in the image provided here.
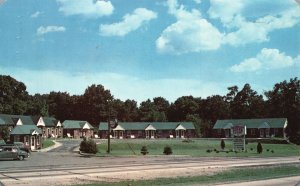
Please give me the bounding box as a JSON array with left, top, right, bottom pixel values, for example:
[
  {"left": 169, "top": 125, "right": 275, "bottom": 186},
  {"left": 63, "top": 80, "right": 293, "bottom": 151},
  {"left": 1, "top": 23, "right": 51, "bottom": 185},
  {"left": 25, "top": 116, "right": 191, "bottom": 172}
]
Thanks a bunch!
[
  {"left": 96, "top": 139, "right": 300, "bottom": 157},
  {"left": 42, "top": 139, "right": 55, "bottom": 149},
  {"left": 74, "top": 164, "right": 300, "bottom": 186}
]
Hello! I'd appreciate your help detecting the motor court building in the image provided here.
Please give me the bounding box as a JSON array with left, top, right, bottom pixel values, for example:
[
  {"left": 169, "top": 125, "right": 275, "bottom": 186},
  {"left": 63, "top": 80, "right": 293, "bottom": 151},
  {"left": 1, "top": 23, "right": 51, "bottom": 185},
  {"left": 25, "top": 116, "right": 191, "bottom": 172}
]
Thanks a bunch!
[{"left": 98, "top": 122, "right": 196, "bottom": 139}]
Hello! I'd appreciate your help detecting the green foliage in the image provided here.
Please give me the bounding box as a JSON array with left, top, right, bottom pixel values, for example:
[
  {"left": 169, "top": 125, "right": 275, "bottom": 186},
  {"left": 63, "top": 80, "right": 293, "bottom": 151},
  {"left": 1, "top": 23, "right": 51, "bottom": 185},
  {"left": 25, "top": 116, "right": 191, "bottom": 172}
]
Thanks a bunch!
[
  {"left": 163, "top": 145, "right": 172, "bottom": 155},
  {"left": 265, "top": 78, "right": 300, "bottom": 145},
  {"left": 0, "top": 126, "right": 10, "bottom": 142},
  {"left": 42, "top": 139, "right": 55, "bottom": 149},
  {"left": 80, "top": 138, "right": 98, "bottom": 154},
  {"left": 0, "top": 75, "right": 29, "bottom": 114},
  {"left": 257, "top": 142, "right": 263, "bottom": 154},
  {"left": 220, "top": 139, "right": 225, "bottom": 150},
  {"left": 140, "top": 146, "right": 149, "bottom": 155}
]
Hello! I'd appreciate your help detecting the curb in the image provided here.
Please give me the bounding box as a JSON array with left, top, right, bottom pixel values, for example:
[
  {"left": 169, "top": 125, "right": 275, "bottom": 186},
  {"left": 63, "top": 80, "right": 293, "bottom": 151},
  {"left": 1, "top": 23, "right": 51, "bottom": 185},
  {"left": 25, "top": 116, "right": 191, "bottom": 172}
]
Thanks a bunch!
[{"left": 37, "top": 140, "right": 62, "bottom": 152}]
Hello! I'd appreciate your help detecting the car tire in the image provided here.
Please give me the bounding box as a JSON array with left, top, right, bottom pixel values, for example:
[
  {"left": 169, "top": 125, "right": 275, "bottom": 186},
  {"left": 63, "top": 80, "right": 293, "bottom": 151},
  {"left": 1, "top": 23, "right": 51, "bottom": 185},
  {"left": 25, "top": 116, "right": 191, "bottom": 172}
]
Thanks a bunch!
[{"left": 18, "top": 155, "right": 24, "bottom": 160}]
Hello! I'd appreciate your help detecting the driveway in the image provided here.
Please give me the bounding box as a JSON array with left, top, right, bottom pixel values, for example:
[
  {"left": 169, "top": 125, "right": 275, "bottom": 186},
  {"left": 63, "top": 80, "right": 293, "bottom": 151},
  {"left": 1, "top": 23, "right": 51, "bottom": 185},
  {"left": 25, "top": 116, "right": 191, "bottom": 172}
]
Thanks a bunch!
[{"left": 47, "top": 139, "right": 82, "bottom": 152}]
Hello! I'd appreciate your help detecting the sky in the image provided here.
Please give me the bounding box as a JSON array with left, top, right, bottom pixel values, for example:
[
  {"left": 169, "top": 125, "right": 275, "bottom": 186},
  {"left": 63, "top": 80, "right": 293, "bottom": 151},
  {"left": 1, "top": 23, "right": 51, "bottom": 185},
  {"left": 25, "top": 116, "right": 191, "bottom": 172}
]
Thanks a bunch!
[{"left": 0, "top": 0, "right": 299, "bottom": 103}]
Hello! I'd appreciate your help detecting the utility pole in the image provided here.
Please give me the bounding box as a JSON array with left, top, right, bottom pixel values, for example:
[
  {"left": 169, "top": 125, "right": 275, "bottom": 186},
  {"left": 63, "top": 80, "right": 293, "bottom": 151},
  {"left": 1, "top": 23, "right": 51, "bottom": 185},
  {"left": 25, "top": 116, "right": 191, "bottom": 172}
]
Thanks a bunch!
[{"left": 107, "top": 101, "right": 111, "bottom": 154}]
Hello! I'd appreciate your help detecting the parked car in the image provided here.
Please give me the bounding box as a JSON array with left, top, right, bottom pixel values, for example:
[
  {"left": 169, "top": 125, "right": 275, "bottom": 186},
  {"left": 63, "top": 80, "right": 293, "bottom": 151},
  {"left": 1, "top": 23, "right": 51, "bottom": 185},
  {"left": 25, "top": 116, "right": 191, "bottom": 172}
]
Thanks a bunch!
[
  {"left": 0, "top": 145, "right": 29, "bottom": 160},
  {"left": 4, "top": 142, "right": 31, "bottom": 153}
]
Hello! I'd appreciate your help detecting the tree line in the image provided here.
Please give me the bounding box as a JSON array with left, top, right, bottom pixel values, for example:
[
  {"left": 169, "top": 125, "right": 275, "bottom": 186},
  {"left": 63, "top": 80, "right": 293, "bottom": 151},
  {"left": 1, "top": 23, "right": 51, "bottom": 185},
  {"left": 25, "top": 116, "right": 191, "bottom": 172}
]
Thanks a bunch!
[{"left": 0, "top": 75, "right": 299, "bottom": 144}]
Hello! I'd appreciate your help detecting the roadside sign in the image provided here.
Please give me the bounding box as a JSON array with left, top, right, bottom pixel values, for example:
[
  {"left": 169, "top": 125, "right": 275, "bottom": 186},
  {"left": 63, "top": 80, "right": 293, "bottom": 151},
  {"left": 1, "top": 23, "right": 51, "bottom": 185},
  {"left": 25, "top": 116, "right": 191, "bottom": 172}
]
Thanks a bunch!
[{"left": 232, "top": 125, "right": 246, "bottom": 136}]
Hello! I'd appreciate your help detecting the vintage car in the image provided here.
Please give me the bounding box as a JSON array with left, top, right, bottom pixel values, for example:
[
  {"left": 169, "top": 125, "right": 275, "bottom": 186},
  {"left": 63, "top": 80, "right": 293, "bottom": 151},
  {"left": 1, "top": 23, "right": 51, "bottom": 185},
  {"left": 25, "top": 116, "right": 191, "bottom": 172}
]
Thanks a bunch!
[{"left": 0, "top": 145, "right": 29, "bottom": 160}]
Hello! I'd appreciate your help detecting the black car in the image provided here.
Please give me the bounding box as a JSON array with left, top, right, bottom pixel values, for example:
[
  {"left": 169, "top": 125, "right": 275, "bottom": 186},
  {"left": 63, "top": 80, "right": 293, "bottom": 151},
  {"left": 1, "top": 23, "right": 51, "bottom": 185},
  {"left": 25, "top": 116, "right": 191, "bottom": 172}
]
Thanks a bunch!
[{"left": 0, "top": 145, "right": 29, "bottom": 160}]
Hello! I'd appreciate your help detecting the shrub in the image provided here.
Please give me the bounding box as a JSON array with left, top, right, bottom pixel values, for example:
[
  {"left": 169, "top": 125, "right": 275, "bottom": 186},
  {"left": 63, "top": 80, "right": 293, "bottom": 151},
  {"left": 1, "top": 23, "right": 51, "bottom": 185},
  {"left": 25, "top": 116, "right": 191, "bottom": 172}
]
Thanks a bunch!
[
  {"left": 257, "top": 142, "right": 263, "bottom": 154},
  {"left": 80, "top": 138, "right": 98, "bottom": 154},
  {"left": 140, "top": 146, "right": 149, "bottom": 155},
  {"left": 182, "top": 139, "right": 194, "bottom": 143},
  {"left": 250, "top": 148, "right": 253, "bottom": 151},
  {"left": 271, "top": 150, "right": 274, "bottom": 153},
  {"left": 220, "top": 139, "right": 225, "bottom": 150},
  {"left": 206, "top": 149, "right": 211, "bottom": 153},
  {"left": 163, "top": 146, "right": 173, "bottom": 155},
  {"left": 267, "top": 149, "right": 270, "bottom": 152}
]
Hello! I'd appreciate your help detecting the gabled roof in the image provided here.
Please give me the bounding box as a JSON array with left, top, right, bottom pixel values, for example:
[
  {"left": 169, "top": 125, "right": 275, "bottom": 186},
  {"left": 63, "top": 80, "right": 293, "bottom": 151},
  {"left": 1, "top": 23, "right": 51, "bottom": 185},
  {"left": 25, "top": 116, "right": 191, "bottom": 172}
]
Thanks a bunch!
[
  {"left": 0, "top": 114, "right": 35, "bottom": 125},
  {"left": 63, "top": 120, "right": 94, "bottom": 129},
  {"left": 98, "top": 122, "right": 195, "bottom": 131},
  {"left": 43, "top": 117, "right": 60, "bottom": 127},
  {"left": 213, "top": 118, "right": 287, "bottom": 129},
  {"left": 10, "top": 125, "right": 42, "bottom": 135}
]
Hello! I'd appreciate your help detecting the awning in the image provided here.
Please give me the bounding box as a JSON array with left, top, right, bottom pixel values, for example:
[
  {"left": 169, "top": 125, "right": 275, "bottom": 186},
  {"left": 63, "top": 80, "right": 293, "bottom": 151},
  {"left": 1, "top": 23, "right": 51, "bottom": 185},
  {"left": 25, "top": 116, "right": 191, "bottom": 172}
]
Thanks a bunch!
[
  {"left": 113, "top": 125, "right": 125, "bottom": 131},
  {"left": 223, "top": 123, "right": 233, "bottom": 129},
  {"left": 175, "top": 124, "right": 186, "bottom": 131},
  {"left": 145, "top": 124, "right": 156, "bottom": 131}
]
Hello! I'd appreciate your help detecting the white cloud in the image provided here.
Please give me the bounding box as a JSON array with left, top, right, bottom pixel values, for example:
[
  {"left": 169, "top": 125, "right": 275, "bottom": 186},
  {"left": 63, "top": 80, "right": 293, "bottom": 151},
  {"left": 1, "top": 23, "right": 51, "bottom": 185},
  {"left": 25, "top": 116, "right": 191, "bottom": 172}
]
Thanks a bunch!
[
  {"left": 31, "top": 11, "right": 42, "bottom": 18},
  {"left": 230, "top": 48, "right": 298, "bottom": 72},
  {"left": 37, "top": 26, "right": 66, "bottom": 35},
  {"left": 193, "top": 0, "right": 201, "bottom": 4},
  {"left": 0, "top": 66, "right": 225, "bottom": 103},
  {"left": 208, "top": 0, "right": 300, "bottom": 46},
  {"left": 57, "top": 0, "right": 113, "bottom": 18},
  {"left": 208, "top": 0, "right": 244, "bottom": 26},
  {"left": 99, "top": 8, "right": 157, "bottom": 37},
  {"left": 156, "top": 0, "right": 223, "bottom": 54}
]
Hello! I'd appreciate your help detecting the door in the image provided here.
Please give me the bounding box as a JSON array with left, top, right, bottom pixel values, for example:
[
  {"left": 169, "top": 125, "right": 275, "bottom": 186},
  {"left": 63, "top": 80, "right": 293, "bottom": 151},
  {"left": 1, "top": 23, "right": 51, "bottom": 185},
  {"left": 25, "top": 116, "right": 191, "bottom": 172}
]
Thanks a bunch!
[
  {"left": 150, "top": 130, "right": 155, "bottom": 138},
  {"left": 31, "top": 136, "right": 36, "bottom": 150},
  {"left": 146, "top": 131, "right": 149, "bottom": 138},
  {"left": 181, "top": 130, "right": 185, "bottom": 138}
]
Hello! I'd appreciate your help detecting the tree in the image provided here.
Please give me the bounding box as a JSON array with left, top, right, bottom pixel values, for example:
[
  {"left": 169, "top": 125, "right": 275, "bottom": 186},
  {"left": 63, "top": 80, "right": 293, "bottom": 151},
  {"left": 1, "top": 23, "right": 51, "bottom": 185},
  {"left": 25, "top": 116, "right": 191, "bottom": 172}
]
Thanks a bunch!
[
  {"left": 0, "top": 75, "right": 29, "bottom": 114},
  {"left": 139, "top": 98, "right": 169, "bottom": 122},
  {"left": 257, "top": 142, "right": 263, "bottom": 154},
  {"left": 47, "top": 92, "right": 74, "bottom": 121},
  {"left": 265, "top": 78, "right": 300, "bottom": 144},
  {"left": 227, "top": 84, "right": 265, "bottom": 119},
  {"left": 167, "top": 96, "right": 199, "bottom": 121},
  {"left": 220, "top": 139, "right": 225, "bottom": 150},
  {"left": 26, "top": 94, "right": 49, "bottom": 116},
  {"left": 201, "top": 95, "right": 230, "bottom": 124},
  {"left": 80, "top": 84, "right": 113, "bottom": 125},
  {"left": 0, "top": 126, "right": 10, "bottom": 142}
]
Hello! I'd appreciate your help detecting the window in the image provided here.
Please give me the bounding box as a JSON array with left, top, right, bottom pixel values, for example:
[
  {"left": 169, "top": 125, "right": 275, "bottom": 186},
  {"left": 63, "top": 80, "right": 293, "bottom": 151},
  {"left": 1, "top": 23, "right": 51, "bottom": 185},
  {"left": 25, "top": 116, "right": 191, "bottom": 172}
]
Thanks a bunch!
[
  {"left": 251, "top": 129, "right": 256, "bottom": 135},
  {"left": 24, "top": 136, "right": 29, "bottom": 145},
  {"left": 37, "top": 137, "right": 40, "bottom": 145}
]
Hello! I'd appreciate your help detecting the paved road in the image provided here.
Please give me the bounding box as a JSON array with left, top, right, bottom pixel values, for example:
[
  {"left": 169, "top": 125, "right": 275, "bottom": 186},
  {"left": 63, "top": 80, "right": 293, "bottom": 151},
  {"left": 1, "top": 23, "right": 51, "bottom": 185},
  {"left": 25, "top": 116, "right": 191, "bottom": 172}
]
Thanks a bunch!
[
  {"left": 47, "top": 139, "right": 81, "bottom": 152},
  {"left": 0, "top": 140, "right": 299, "bottom": 186}
]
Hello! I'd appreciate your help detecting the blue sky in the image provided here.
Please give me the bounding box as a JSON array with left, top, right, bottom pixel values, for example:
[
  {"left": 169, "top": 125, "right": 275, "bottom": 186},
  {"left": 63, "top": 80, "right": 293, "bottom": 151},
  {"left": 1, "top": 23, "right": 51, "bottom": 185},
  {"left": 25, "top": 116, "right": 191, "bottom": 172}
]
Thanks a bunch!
[{"left": 0, "top": 0, "right": 299, "bottom": 102}]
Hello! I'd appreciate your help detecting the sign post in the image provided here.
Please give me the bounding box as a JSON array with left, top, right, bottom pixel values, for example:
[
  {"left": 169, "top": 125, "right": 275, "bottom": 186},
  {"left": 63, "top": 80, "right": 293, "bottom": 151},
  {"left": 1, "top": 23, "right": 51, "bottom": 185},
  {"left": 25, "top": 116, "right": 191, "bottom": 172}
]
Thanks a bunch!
[
  {"left": 232, "top": 125, "right": 247, "bottom": 152},
  {"left": 107, "top": 119, "right": 117, "bottom": 154}
]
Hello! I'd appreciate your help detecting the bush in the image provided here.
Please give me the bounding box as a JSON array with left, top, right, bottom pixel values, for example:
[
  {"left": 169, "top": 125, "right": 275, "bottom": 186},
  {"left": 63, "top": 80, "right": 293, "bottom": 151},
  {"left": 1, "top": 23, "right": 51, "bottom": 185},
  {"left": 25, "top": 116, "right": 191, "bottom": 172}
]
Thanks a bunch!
[
  {"left": 271, "top": 150, "right": 274, "bottom": 153},
  {"left": 163, "top": 146, "right": 173, "bottom": 155},
  {"left": 140, "top": 146, "right": 149, "bottom": 155},
  {"left": 220, "top": 139, "right": 225, "bottom": 150},
  {"left": 182, "top": 139, "right": 194, "bottom": 143},
  {"left": 257, "top": 142, "right": 263, "bottom": 154},
  {"left": 206, "top": 149, "right": 211, "bottom": 153},
  {"left": 80, "top": 138, "right": 98, "bottom": 154}
]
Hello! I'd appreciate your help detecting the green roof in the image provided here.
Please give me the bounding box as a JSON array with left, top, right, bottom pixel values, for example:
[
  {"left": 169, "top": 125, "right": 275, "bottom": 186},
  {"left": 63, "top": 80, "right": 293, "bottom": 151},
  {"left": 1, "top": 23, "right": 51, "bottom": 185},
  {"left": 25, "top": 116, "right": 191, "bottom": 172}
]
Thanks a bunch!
[
  {"left": 0, "top": 114, "right": 36, "bottom": 125},
  {"left": 43, "top": 117, "right": 60, "bottom": 127},
  {"left": 10, "top": 125, "right": 42, "bottom": 135},
  {"left": 213, "top": 118, "right": 287, "bottom": 129},
  {"left": 0, "top": 118, "right": 6, "bottom": 125},
  {"left": 99, "top": 122, "right": 195, "bottom": 131},
  {"left": 63, "top": 120, "right": 94, "bottom": 129}
]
